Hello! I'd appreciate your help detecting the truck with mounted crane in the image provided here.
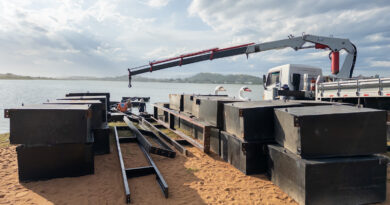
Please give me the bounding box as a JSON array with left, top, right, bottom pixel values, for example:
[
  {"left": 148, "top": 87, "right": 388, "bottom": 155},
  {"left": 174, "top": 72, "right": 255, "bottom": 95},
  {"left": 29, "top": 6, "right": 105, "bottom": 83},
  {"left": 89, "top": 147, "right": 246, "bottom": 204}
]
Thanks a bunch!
[{"left": 127, "top": 34, "right": 390, "bottom": 110}]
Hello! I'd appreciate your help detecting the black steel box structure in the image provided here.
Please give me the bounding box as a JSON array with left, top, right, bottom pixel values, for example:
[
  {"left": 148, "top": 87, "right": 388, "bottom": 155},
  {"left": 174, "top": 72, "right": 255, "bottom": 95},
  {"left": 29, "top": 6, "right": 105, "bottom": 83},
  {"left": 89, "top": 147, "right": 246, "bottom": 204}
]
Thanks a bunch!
[
  {"left": 17, "top": 143, "right": 94, "bottom": 181},
  {"left": 66, "top": 92, "right": 110, "bottom": 110},
  {"left": 267, "top": 145, "right": 387, "bottom": 205},
  {"left": 44, "top": 100, "right": 105, "bottom": 129},
  {"left": 184, "top": 94, "right": 228, "bottom": 114},
  {"left": 219, "top": 131, "right": 229, "bottom": 162},
  {"left": 109, "top": 112, "right": 127, "bottom": 122},
  {"left": 93, "top": 123, "right": 110, "bottom": 155},
  {"left": 223, "top": 101, "right": 302, "bottom": 141},
  {"left": 209, "top": 127, "right": 220, "bottom": 155},
  {"left": 179, "top": 119, "right": 204, "bottom": 141},
  {"left": 8, "top": 104, "right": 93, "bottom": 145},
  {"left": 183, "top": 94, "right": 194, "bottom": 113},
  {"left": 169, "top": 94, "right": 183, "bottom": 111},
  {"left": 153, "top": 103, "right": 169, "bottom": 122},
  {"left": 58, "top": 96, "right": 107, "bottom": 122},
  {"left": 225, "top": 131, "right": 268, "bottom": 175},
  {"left": 192, "top": 96, "right": 242, "bottom": 128},
  {"left": 274, "top": 105, "right": 387, "bottom": 158}
]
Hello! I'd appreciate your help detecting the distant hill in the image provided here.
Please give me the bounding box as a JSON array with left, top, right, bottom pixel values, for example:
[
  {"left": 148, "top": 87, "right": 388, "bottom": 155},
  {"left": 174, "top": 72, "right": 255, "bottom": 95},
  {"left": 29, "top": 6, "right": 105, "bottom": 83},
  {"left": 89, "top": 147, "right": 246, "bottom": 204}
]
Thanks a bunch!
[
  {"left": 0, "top": 72, "right": 262, "bottom": 84},
  {"left": 0, "top": 73, "right": 53, "bottom": 80},
  {"left": 128, "top": 73, "right": 262, "bottom": 84}
]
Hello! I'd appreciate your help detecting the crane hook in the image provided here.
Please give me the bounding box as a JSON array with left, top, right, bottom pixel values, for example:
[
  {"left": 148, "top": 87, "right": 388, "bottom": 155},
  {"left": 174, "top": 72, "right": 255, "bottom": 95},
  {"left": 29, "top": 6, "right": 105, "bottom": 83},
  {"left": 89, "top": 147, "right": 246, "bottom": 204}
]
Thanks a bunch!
[{"left": 128, "top": 69, "right": 132, "bottom": 88}]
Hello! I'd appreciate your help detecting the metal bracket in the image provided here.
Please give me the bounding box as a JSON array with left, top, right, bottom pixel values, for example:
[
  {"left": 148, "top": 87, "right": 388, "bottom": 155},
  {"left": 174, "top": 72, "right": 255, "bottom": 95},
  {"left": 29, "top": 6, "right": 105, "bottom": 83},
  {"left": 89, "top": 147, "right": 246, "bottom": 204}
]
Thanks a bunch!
[
  {"left": 378, "top": 78, "right": 383, "bottom": 96},
  {"left": 293, "top": 116, "right": 300, "bottom": 127},
  {"left": 337, "top": 81, "right": 341, "bottom": 97},
  {"left": 239, "top": 109, "right": 243, "bottom": 117},
  {"left": 356, "top": 79, "right": 360, "bottom": 96},
  {"left": 4, "top": 109, "right": 10, "bottom": 118},
  {"left": 242, "top": 143, "right": 248, "bottom": 155}
]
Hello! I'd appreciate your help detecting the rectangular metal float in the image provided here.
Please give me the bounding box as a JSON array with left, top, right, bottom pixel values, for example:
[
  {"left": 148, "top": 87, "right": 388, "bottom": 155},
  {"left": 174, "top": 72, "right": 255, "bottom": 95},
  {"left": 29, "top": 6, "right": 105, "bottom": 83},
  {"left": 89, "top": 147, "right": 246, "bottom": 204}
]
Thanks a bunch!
[
  {"left": 219, "top": 131, "right": 229, "bottom": 162},
  {"left": 169, "top": 94, "right": 183, "bottom": 111},
  {"left": 223, "top": 101, "right": 302, "bottom": 141},
  {"left": 17, "top": 143, "right": 94, "bottom": 182},
  {"left": 44, "top": 100, "right": 105, "bottom": 129},
  {"left": 192, "top": 96, "right": 242, "bottom": 128},
  {"left": 153, "top": 102, "right": 169, "bottom": 122},
  {"left": 184, "top": 94, "right": 228, "bottom": 114},
  {"left": 6, "top": 104, "right": 92, "bottom": 145},
  {"left": 267, "top": 145, "right": 387, "bottom": 205},
  {"left": 209, "top": 127, "right": 220, "bottom": 155},
  {"left": 274, "top": 105, "right": 387, "bottom": 158},
  {"left": 93, "top": 123, "right": 110, "bottom": 155},
  {"left": 226, "top": 131, "right": 268, "bottom": 175},
  {"left": 58, "top": 96, "right": 108, "bottom": 122},
  {"left": 66, "top": 92, "right": 110, "bottom": 110}
]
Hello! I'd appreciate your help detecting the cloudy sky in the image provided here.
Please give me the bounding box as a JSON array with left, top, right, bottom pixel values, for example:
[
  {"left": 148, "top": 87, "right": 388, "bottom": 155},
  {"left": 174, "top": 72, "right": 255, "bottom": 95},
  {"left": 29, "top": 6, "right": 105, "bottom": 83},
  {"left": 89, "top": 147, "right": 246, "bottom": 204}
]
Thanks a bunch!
[{"left": 0, "top": 0, "right": 389, "bottom": 78}]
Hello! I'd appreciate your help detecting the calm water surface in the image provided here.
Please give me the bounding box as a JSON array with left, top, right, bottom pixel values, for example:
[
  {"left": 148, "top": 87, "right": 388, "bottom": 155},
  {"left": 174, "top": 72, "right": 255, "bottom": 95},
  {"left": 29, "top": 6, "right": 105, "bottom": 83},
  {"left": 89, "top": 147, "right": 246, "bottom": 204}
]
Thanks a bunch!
[{"left": 0, "top": 80, "right": 264, "bottom": 133}]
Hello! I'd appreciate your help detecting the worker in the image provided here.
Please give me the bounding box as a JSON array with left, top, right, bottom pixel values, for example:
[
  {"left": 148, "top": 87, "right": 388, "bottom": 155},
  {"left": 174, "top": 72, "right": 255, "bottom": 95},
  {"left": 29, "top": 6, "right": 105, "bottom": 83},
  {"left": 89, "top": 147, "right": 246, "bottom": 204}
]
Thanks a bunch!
[
  {"left": 126, "top": 99, "right": 132, "bottom": 112},
  {"left": 138, "top": 98, "right": 146, "bottom": 113},
  {"left": 117, "top": 102, "right": 128, "bottom": 112}
]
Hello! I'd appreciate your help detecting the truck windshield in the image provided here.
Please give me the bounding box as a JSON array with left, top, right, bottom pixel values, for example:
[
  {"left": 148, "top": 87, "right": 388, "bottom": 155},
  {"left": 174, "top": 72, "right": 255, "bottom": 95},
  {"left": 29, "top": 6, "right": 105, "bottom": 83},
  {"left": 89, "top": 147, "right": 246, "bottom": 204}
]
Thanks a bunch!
[{"left": 266, "top": 71, "right": 280, "bottom": 86}]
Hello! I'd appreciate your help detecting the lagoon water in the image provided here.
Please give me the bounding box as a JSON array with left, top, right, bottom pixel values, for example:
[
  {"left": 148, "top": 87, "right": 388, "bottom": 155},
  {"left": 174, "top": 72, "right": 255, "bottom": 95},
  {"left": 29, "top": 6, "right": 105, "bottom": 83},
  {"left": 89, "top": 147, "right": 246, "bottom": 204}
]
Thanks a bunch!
[{"left": 0, "top": 80, "right": 263, "bottom": 133}]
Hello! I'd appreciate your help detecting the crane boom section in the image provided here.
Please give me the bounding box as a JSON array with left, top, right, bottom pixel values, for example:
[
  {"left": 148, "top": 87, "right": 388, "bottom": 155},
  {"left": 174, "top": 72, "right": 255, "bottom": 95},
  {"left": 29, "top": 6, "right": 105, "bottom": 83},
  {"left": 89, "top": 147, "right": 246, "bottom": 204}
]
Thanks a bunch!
[{"left": 127, "top": 34, "right": 356, "bottom": 87}]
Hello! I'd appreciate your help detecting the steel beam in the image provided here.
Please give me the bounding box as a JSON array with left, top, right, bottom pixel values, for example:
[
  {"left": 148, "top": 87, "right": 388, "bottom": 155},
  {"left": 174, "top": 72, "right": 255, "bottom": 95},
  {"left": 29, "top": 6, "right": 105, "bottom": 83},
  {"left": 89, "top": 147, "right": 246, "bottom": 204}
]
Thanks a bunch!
[
  {"left": 114, "top": 125, "right": 169, "bottom": 203},
  {"left": 152, "top": 104, "right": 213, "bottom": 153},
  {"left": 138, "top": 129, "right": 176, "bottom": 158},
  {"left": 131, "top": 47, "right": 247, "bottom": 75},
  {"left": 140, "top": 117, "right": 188, "bottom": 156},
  {"left": 153, "top": 117, "right": 204, "bottom": 151},
  {"left": 138, "top": 142, "right": 169, "bottom": 198},
  {"left": 124, "top": 116, "right": 176, "bottom": 158},
  {"left": 114, "top": 126, "right": 131, "bottom": 204},
  {"left": 125, "top": 166, "right": 155, "bottom": 178}
]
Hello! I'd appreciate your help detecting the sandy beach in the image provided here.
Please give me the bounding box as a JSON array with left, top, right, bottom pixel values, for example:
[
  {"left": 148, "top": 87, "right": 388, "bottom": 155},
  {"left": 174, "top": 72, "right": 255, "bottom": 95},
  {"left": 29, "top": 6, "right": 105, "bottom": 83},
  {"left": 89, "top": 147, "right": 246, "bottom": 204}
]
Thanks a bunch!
[{"left": 0, "top": 130, "right": 389, "bottom": 205}]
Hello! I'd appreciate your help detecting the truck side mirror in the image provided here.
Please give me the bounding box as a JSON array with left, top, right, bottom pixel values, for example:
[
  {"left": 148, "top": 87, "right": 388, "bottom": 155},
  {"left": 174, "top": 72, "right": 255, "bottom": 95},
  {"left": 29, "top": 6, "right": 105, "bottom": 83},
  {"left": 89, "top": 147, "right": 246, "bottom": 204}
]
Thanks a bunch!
[{"left": 262, "top": 75, "right": 267, "bottom": 90}]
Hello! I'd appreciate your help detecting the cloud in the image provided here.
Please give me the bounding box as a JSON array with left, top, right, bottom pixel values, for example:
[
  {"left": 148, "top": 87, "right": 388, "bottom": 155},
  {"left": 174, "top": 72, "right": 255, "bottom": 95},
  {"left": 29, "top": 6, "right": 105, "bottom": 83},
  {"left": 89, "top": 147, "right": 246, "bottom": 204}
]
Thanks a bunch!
[
  {"left": 0, "top": 0, "right": 390, "bottom": 78},
  {"left": 188, "top": 0, "right": 390, "bottom": 76},
  {"left": 145, "top": 0, "right": 170, "bottom": 8},
  {"left": 370, "top": 60, "right": 390, "bottom": 67}
]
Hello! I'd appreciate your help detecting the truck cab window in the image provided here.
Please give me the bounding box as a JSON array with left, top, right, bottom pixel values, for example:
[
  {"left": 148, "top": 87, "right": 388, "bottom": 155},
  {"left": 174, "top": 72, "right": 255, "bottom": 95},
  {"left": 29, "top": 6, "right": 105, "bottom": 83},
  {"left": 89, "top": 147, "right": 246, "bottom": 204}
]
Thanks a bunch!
[{"left": 266, "top": 72, "right": 280, "bottom": 86}]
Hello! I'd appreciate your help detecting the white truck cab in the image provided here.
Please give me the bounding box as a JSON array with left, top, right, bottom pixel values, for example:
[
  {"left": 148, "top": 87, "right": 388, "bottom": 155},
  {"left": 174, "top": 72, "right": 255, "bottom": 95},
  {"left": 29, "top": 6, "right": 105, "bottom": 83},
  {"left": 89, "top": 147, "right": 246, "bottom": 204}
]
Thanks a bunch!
[{"left": 263, "top": 64, "right": 323, "bottom": 100}]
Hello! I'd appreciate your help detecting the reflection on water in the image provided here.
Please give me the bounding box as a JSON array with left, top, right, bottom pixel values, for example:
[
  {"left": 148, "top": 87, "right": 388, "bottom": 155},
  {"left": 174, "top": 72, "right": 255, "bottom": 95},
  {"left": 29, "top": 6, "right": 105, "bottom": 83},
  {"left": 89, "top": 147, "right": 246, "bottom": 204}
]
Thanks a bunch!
[{"left": 0, "top": 80, "right": 263, "bottom": 133}]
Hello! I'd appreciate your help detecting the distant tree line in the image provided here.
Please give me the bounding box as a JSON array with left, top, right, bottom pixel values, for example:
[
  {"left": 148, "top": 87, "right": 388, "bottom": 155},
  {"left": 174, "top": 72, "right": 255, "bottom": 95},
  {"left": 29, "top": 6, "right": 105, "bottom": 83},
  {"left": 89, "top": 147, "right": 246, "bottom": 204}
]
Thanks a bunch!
[{"left": 0, "top": 72, "right": 263, "bottom": 84}]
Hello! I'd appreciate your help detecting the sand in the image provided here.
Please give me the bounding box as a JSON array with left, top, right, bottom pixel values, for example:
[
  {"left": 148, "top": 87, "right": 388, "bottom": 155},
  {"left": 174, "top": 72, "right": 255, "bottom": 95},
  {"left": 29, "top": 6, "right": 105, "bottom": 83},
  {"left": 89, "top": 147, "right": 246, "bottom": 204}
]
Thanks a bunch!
[{"left": 0, "top": 129, "right": 389, "bottom": 204}]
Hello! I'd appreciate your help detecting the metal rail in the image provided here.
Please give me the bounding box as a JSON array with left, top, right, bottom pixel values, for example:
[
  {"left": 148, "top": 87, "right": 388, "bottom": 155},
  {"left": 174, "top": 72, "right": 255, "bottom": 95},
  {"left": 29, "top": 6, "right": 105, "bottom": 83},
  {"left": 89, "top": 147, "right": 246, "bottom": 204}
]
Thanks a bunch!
[
  {"left": 139, "top": 117, "right": 188, "bottom": 156},
  {"left": 152, "top": 117, "right": 205, "bottom": 151},
  {"left": 124, "top": 116, "right": 176, "bottom": 158},
  {"left": 152, "top": 103, "right": 212, "bottom": 153},
  {"left": 114, "top": 126, "right": 169, "bottom": 203},
  {"left": 114, "top": 126, "right": 131, "bottom": 203},
  {"left": 317, "top": 77, "right": 390, "bottom": 99}
]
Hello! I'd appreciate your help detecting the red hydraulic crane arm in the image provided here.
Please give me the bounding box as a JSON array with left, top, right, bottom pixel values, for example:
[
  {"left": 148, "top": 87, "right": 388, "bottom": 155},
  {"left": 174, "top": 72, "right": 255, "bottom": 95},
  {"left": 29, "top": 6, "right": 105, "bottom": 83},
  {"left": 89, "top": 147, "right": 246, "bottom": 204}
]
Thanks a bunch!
[{"left": 127, "top": 34, "right": 356, "bottom": 87}]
